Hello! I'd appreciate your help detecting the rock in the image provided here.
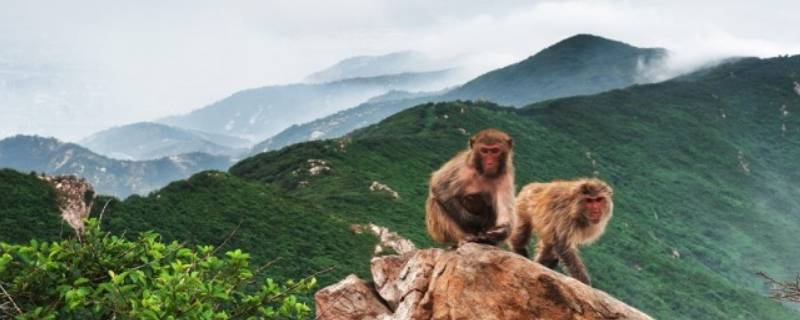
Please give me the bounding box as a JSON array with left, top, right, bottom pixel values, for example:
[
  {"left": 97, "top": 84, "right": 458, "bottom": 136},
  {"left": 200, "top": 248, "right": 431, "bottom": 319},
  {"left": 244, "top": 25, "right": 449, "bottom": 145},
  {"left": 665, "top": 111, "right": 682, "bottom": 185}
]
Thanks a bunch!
[
  {"left": 317, "top": 243, "right": 653, "bottom": 320},
  {"left": 371, "top": 249, "right": 443, "bottom": 313},
  {"left": 40, "top": 175, "right": 95, "bottom": 234},
  {"left": 351, "top": 223, "right": 417, "bottom": 255},
  {"left": 315, "top": 274, "right": 391, "bottom": 320},
  {"left": 420, "top": 244, "right": 652, "bottom": 320},
  {"left": 370, "top": 181, "right": 400, "bottom": 200}
]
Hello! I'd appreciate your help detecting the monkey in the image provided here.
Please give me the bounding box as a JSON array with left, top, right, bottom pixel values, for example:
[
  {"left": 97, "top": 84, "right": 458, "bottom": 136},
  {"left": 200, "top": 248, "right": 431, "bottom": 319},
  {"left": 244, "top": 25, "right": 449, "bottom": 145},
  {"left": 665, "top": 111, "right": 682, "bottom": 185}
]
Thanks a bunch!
[
  {"left": 509, "top": 178, "right": 613, "bottom": 286},
  {"left": 425, "top": 128, "right": 515, "bottom": 246}
]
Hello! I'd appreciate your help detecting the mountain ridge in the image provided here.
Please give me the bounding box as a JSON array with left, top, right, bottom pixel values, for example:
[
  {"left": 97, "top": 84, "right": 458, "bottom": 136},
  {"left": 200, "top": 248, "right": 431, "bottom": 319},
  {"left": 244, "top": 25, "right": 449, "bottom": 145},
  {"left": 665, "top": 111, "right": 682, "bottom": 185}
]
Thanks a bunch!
[
  {"left": 0, "top": 135, "right": 233, "bottom": 197},
  {"left": 80, "top": 122, "right": 249, "bottom": 160},
  {"left": 250, "top": 34, "right": 677, "bottom": 152},
  {"left": 159, "top": 68, "right": 466, "bottom": 141}
]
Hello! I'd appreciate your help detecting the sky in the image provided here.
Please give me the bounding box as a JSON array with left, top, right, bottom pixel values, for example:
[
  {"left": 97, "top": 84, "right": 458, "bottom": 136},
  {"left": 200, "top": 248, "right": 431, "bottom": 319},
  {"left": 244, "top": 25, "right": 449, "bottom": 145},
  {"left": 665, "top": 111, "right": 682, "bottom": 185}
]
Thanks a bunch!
[{"left": 1, "top": 0, "right": 799, "bottom": 141}]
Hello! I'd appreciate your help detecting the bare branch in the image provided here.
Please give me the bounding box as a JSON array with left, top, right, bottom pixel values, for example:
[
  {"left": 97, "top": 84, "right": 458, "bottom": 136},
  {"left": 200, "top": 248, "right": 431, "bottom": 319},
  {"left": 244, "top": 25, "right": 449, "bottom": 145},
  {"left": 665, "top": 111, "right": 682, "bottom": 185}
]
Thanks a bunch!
[
  {"left": 757, "top": 271, "right": 800, "bottom": 303},
  {"left": 0, "top": 283, "right": 22, "bottom": 315},
  {"left": 210, "top": 221, "right": 243, "bottom": 258},
  {"left": 97, "top": 199, "right": 112, "bottom": 225}
]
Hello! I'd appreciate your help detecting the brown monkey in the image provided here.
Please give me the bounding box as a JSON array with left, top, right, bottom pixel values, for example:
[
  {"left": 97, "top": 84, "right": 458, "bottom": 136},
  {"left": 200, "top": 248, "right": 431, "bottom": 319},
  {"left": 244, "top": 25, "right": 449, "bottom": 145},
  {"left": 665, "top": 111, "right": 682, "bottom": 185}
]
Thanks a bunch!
[
  {"left": 509, "top": 178, "right": 613, "bottom": 285},
  {"left": 425, "top": 129, "right": 515, "bottom": 246}
]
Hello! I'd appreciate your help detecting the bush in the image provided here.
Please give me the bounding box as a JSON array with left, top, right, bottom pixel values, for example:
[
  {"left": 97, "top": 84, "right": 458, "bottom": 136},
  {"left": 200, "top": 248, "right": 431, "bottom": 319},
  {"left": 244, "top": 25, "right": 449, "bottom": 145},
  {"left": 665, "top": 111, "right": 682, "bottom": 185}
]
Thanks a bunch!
[{"left": 0, "top": 219, "right": 314, "bottom": 319}]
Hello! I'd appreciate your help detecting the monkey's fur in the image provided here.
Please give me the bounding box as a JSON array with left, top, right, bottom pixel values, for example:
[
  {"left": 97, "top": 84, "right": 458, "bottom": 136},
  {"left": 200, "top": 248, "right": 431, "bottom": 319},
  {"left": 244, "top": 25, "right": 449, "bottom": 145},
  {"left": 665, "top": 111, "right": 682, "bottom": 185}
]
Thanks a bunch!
[
  {"left": 509, "top": 178, "right": 613, "bottom": 285},
  {"left": 425, "top": 129, "right": 515, "bottom": 245}
]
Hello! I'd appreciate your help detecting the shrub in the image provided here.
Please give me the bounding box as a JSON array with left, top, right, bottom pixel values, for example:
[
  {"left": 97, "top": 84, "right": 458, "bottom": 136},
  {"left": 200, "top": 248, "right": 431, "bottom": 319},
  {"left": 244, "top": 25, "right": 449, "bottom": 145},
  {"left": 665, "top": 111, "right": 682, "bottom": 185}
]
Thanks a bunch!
[{"left": 0, "top": 219, "right": 314, "bottom": 319}]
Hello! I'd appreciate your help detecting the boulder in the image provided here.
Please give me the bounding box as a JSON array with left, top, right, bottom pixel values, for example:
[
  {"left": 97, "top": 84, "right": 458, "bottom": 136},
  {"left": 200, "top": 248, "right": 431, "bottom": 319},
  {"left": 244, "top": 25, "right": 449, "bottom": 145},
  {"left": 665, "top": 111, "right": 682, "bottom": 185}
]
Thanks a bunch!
[{"left": 317, "top": 243, "right": 652, "bottom": 320}]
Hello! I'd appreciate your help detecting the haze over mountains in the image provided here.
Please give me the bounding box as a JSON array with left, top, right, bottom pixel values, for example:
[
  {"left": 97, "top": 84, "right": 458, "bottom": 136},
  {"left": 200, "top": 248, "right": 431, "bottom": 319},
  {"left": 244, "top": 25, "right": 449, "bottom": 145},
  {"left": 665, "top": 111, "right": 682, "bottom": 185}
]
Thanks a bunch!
[
  {"left": 0, "top": 135, "right": 232, "bottom": 197},
  {"left": 253, "top": 34, "right": 679, "bottom": 153},
  {"left": 3, "top": 53, "right": 800, "bottom": 319},
  {"left": 0, "top": 34, "right": 735, "bottom": 197},
  {"left": 158, "top": 67, "right": 467, "bottom": 142},
  {"left": 80, "top": 122, "right": 249, "bottom": 161},
  {"left": 303, "top": 50, "right": 453, "bottom": 83}
]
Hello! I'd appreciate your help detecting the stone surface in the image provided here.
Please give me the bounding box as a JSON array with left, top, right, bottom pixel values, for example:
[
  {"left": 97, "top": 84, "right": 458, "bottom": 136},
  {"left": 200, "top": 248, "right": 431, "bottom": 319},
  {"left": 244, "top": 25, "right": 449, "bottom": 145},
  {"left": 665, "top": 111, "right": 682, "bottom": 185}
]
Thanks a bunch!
[
  {"left": 317, "top": 243, "right": 653, "bottom": 320},
  {"left": 315, "top": 274, "right": 391, "bottom": 320},
  {"left": 41, "top": 175, "right": 95, "bottom": 234},
  {"left": 350, "top": 223, "right": 417, "bottom": 255},
  {"left": 419, "top": 244, "right": 652, "bottom": 320}
]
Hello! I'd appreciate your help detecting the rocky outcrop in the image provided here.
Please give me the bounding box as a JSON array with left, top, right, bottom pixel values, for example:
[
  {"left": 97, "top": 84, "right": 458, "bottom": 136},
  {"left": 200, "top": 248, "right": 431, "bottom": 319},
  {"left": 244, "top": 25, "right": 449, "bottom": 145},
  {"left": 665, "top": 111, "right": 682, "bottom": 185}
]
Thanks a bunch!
[
  {"left": 316, "top": 243, "right": 652, "bottom": 320},
  {"left": 350, "top": 224, "right": 417, "bottom": 256},
  {"left": 40, "top": 175, "right": 95, "bottom": 234}
]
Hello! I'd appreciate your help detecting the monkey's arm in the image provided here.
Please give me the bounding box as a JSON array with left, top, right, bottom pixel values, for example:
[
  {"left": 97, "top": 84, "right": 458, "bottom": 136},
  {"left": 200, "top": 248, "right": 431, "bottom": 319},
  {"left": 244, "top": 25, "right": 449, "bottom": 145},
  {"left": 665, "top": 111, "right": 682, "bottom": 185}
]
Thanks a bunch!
[
  {"left": 476, "top": 183, "right": 515, "bottom": 243},
  {"left": 436, "top": 196, "right": 489, "bottom": 227},
  {"left": 555, "top": 241, "right": 591, "bottom": 286}
]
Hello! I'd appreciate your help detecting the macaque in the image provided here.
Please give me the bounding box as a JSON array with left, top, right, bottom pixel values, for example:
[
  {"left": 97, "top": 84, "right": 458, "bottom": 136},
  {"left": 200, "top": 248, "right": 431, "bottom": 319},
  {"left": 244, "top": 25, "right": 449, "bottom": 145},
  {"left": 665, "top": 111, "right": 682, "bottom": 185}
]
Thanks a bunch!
[
  {"left": 425, "top": 129, "right": 515, "bottom": 246},
  {"left": 509, "top": 178, "right": 613, "bottom": 285}
]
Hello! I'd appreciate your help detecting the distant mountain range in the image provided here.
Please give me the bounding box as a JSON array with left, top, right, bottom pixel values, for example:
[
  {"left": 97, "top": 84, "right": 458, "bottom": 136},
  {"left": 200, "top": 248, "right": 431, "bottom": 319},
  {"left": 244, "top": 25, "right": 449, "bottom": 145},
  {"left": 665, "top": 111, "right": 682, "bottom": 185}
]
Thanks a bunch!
[
  {"left": 0, "top": 135, "right": 232, "bottom": 197},
  {"left": 250, "top": 90, "right": 437, "bottom": 154},
  {"left": 80, "top": 122, "right": 250, "bottom": 161},
  {"left": 6, "top": 53, "right": 800, "bottom": 319},
  {"left": 159, "top": 69, "right": 465, "bottom": 142},
  {"left": 303, "top": 51, "right": 453, "bottom": 83},
  {"left": 251, "top": 34, "right": 677, "bottom": 152}
]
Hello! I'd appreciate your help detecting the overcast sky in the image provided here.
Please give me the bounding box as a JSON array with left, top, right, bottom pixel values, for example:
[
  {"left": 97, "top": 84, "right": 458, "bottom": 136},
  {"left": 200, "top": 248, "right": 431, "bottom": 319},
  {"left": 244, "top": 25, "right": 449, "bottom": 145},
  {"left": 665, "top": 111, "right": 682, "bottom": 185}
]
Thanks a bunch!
[{"left": 1, "top": 0, "right": 799, "bottom": 141}]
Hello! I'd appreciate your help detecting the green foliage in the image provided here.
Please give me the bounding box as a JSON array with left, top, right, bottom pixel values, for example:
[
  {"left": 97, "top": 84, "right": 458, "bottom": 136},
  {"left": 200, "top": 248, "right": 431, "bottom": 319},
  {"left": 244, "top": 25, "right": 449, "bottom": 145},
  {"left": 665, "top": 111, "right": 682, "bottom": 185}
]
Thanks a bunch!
[
  {"left": 0, "top": 219, "right": 314, "bottom": 319},
  {"left": 3, "top": 55, "right": 800, "bottom": 319},
  {"left": 0, "top": 169, "right": 62, "bottom": 243}
]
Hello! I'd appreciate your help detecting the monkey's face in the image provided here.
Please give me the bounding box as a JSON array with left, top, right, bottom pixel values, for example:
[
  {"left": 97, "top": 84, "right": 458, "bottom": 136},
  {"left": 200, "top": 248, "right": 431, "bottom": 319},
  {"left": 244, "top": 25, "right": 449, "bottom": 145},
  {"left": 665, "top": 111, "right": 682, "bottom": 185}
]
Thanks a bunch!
[
  {"left": 475, "top": 143, "right": 507, "bottom": 177},
  {"left": 583, "top": 195, "right": 608, "bottom": 224}
]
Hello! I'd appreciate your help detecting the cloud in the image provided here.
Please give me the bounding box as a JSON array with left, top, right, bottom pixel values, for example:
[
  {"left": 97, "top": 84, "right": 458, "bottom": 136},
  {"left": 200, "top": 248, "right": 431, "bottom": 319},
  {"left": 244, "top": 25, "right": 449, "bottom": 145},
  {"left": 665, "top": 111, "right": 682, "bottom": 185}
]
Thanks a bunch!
[{"left": 0, "top": 0, "right": 798, "bottom": 140}]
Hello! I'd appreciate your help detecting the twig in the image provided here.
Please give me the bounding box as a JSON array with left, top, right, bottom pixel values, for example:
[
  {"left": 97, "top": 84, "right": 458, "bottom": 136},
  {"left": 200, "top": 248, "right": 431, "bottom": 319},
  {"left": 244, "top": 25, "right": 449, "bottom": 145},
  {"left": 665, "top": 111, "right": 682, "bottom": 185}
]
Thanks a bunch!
[
  {"left": 272, "top": 266, "right": 335, "bottom": 301},
  {"left": 0, "top": 283, "right": 22, "bottom": 315},
  {"left": 234, "top": 266, "right": 336, "bottom": 318},
  {"left": 757, "top": 271, "right": 800, "bottom": 303},
  {"left": 210, "top": 221, "right": 243, "bottom": 257},
  {"left": 97, "top": 199, "right": 112, "bottom": 225}
]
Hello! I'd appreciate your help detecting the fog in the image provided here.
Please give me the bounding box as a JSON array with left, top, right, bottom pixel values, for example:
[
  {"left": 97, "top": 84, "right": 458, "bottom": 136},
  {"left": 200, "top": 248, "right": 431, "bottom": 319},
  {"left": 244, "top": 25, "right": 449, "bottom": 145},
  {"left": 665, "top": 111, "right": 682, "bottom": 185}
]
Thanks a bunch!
[{"left": 1, "top": 0, "right": 798, "bottom": 141}]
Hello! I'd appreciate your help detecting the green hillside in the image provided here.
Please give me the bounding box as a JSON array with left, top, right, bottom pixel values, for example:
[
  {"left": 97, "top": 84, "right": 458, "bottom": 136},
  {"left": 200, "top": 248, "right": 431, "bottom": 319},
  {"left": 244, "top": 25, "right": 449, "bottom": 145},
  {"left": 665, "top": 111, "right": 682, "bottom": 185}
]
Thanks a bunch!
[
  {"left": 441, "top": 34, "right": 668, "bottom": 106},
  {"left": 2, "top": 55, "right": 800, "bottom": 319},
  {"left": 0, "top": 169, "right": 63, "bottom": 243}
]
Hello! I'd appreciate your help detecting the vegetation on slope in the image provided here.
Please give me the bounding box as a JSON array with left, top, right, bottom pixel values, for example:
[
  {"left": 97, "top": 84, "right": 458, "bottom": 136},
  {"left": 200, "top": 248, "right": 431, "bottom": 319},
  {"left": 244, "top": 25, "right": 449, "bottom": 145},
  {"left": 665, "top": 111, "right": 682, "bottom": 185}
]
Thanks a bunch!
[
  {"left": 0, "top": 169, "right": 62, "bottom": 243},
  {"left": 2, "top": 55, "right": 799, "bottom": 319},
  {"left": 0, "top": 219, "right": 314, "bottom": 319},
  {"left": 0, "top": 135, "right": 233, "bottom": 197},
  {"left": 441, "top": 34, "right": 668, "bottom": 106}
]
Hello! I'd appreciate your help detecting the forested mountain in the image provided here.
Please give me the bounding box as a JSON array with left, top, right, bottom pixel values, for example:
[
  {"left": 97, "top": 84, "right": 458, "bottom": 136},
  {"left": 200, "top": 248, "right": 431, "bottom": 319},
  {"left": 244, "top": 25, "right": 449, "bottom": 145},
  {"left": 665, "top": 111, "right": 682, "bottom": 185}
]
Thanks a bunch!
[
  {"left": 4, "top": 55, "right": 799, "bottom": 319},
  {"left": 159, "top": 69, "right": 464, "bottom": 141},
  {"left": 441, "top": 34, "right": 668, "bottom": 106},
  {"left": 252, "top": 34, "right": 679, "bottom": 152},
  {"left": 0, "top": 135, "right": 232, "bottom": 197}
]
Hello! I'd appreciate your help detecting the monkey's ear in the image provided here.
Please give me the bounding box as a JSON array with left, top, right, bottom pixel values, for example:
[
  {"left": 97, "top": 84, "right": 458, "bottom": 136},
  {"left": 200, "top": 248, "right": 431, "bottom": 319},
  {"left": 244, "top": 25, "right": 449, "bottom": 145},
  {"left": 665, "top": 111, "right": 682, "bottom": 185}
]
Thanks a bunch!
[
  {"left": 507, "top": 138, "right": 513, "bottom": 148},
  {"left": 469, "top": 137, "right": 476, "bottom": 148}
]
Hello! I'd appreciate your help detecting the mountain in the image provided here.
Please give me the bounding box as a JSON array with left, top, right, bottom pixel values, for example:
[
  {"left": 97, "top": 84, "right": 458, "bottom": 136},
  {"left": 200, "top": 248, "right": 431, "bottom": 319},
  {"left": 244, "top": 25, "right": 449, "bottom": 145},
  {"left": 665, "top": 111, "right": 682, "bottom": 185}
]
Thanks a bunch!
[
  {"left": 4, "top": 54, "right": 800, "bottom": 319},
  {"left": 251, "top": 34, "right": 677, "bottom": 152},
  {"left": 304, "top": 51, "right": 451, "bottom": 83},
  {"left": 250, "top": 90, "right": 436, "bottom": 153},
  {"left": 0, "top": 135, "right": 233, "bottom": 197},
  {"left": 159, "top": 69, "right": 464, "bottom": 141},
  {"left": 80, "top": 122, "right": 250, "bottom": 160},
  {"left": 440, "top": 34, "right": 668, "bottom": 106}
]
